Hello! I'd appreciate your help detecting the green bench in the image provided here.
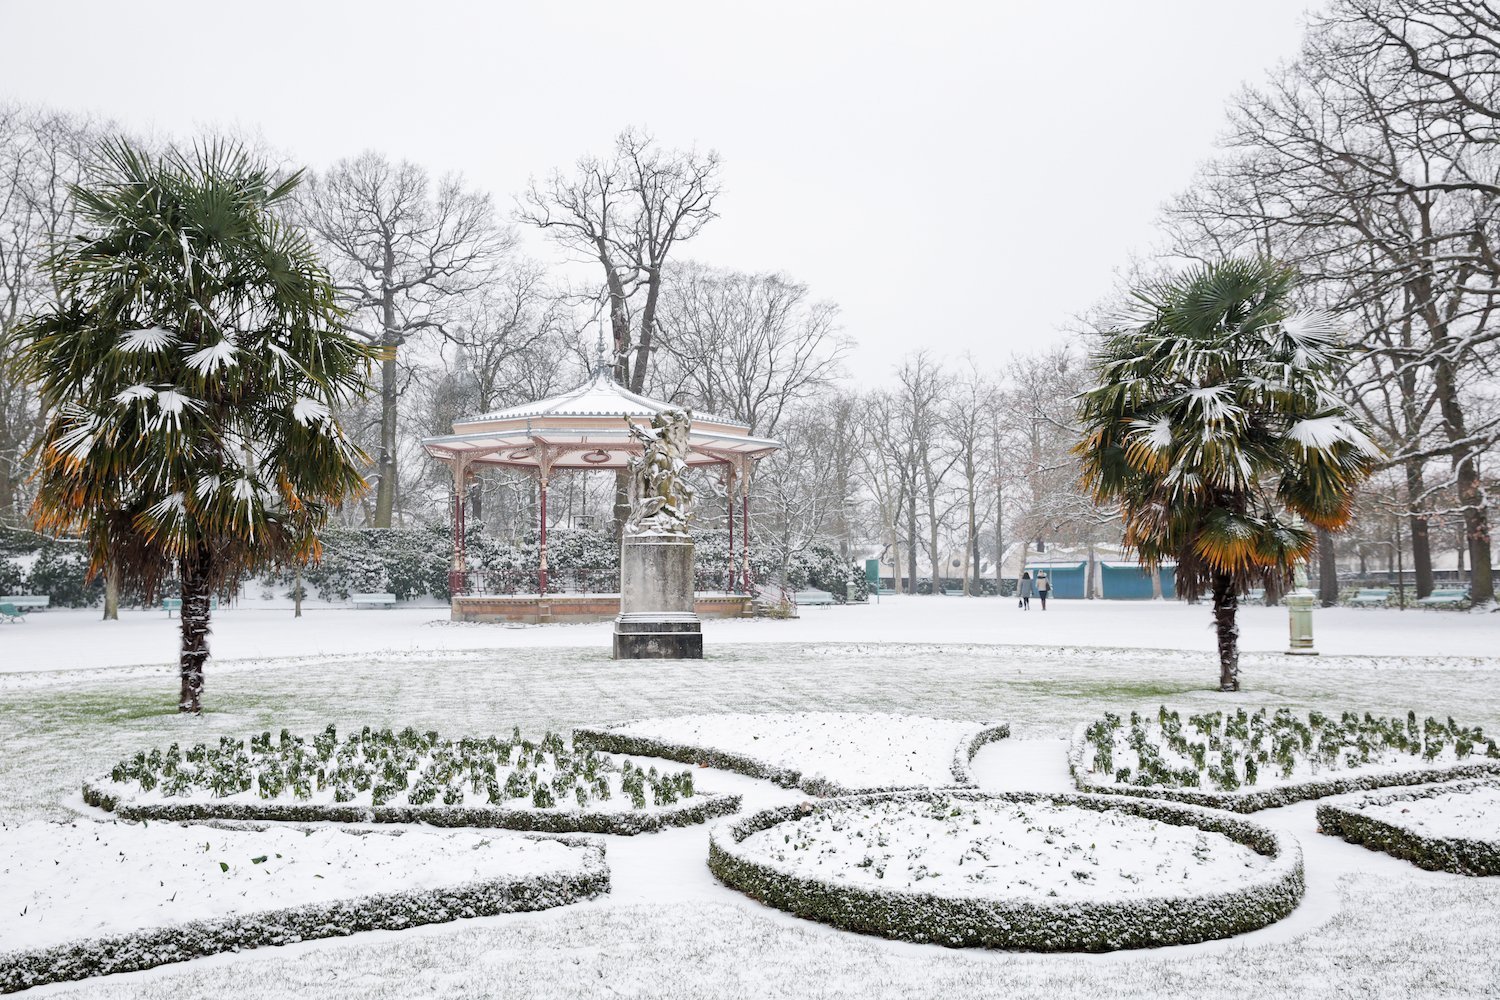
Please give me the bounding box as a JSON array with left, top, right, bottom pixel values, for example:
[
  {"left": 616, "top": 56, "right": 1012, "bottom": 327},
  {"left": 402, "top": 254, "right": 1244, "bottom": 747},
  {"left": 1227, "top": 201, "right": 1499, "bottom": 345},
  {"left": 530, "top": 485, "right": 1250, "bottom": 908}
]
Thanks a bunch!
[
  {"left": 351, "top": 592, "right": 398, "bottom": 609},
  {"left": 792, "top": 589, "right": 836, "bottom": 607},
  {"left": 0, "top": 595, "right": 49, "bottom": 610},
  {"left": 0, "top": 602, "right": 27, "bottom": 623},
  {"left": 1416, "top": 588, "right": 1469, "bottom": 608},
  {"left": 1350, "top": 588, "right": 1391, "bottom": 606}
]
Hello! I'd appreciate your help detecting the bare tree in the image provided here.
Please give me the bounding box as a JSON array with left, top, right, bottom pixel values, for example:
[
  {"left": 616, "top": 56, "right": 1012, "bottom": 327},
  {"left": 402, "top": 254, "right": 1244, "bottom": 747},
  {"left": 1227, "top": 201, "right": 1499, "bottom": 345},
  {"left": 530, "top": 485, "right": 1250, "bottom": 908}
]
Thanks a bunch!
[
  {"left": 300, "top": 152, "right": 514, "bottom": 527},
  {"left": 944, "top": 357, "right": 999, "bottom": 595},
  {"left": 653, "top": 263, "right": 848, "bottom": 435},
  {"left": 518, "top": 129, "right": 721, "bottom": 395}
]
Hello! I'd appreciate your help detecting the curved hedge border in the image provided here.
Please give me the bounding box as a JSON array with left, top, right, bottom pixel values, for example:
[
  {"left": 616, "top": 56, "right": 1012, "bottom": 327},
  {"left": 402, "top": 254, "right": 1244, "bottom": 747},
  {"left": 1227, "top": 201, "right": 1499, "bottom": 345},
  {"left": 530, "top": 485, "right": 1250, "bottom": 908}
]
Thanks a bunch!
[
  {"left": 1067, "top": 722, "right": 1500, "bottom": 813},
  {"left": 1316, "top": 779, "right": 1500, "bottom": 876},
  {"left": 573, "top": 719, "right": 1010, "bottom": 796},
  {"left": 708, "top": 789, "right": 1304, "bottom": 952},
  {"left": 0, "top": 834, "right": 607, "bottom": 994},
  {"left": 82, "top": 780, "right": 740, "bottom": 836}
]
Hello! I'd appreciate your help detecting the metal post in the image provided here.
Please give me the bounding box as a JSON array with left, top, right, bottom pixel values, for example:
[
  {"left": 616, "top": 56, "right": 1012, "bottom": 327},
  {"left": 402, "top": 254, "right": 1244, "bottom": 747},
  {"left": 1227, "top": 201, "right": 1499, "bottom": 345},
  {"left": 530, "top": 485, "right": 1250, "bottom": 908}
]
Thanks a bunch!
[{"left": 741, "top": 484, "right": 751, "bottom": 594}]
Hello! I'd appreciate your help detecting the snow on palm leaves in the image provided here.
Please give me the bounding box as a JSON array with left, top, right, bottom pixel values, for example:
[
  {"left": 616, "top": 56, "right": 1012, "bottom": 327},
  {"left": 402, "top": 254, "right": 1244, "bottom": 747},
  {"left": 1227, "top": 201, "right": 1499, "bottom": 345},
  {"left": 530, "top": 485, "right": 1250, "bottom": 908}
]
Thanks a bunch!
[
  {"left": 19, "top": 139, "right": 372, "bottom": 712},
  {"left": 1077, "top": 259, "right": 1375, "bottom": 690}
]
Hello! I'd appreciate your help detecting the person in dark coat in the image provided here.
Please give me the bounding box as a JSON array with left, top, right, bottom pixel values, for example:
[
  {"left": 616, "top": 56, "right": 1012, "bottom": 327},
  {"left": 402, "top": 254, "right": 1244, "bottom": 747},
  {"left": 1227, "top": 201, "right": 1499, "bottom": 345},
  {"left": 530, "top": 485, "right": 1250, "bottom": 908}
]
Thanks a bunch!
[
  {"left": 1036, "top": 572, "right": 1051, "bottom": 610},
  {"left": 1018, "top": 571, "right": 1034, "bottom": 610}
]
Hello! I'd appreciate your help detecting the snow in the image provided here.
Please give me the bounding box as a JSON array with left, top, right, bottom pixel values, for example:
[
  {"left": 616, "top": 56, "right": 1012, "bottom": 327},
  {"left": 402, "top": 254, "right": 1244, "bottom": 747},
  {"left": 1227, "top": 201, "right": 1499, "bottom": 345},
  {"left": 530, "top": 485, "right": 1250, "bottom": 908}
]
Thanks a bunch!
[
  {"left": 604, "top": 712, "right": 993, "bottom": 791},
  {"left": 4, "top": 597, "right": 1498, "bottom": 679},
  {"left": 184, "top": 338, "right": 239, "bottom": 375},
  {"left": 1347, "top": 781, "right": 1500, "bottom": 842},
  {"left": 118, "top": 327, "right": 176, "bottom": 352},
  {"left": 735, "top": 795, "right": 1270, "bottom": 900},
  {"left": 1285, "top": 416, "right": 1377, "bottom": 454},
  {"left": 2, "top": 597, "right": 1500, "bottom": 995},
  {"left": 292, "top": 396, "right": 331, "bottom": 426},
  {"left": 0, "top": 820, "right": 590, "bottom": 953}
]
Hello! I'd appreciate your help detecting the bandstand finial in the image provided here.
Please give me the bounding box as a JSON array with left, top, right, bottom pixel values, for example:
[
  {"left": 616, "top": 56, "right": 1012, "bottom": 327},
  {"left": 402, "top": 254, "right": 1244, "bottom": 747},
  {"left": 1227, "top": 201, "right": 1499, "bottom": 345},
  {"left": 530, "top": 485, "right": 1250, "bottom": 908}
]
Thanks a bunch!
[{"left": 595, "top": 317, "right": 611, "bottom": 380}]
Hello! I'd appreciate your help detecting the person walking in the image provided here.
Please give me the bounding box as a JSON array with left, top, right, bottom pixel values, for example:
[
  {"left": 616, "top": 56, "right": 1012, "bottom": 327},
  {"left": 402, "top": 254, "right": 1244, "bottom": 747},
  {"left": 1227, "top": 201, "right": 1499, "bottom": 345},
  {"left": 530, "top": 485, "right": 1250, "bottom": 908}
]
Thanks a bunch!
[
  {"left": 1036, "top": 572, "right": 1051, "bottom": 610},
  {"left": 1017, "top": 571, "right": 1033, "bottom": 610}
]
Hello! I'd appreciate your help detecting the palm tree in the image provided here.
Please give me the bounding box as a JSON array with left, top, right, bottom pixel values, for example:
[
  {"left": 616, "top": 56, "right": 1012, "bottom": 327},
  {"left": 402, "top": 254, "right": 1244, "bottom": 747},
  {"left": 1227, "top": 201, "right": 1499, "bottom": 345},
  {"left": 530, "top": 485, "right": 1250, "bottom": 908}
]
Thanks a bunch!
[
  {"left": 1076, "top": 259, "right": 1375, "bottom": 691},
  {"left": 20, "top": 139, "right": 371, "bottom": 712}
]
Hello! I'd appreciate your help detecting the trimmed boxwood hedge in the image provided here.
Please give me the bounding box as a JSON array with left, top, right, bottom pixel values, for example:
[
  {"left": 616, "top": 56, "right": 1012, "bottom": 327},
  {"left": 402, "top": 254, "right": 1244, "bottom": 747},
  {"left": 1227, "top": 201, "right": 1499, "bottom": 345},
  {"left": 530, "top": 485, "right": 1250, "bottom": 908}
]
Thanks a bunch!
[
  {"left": 83, "top": 780, "right": 741, "bottom": 836},
  {"left": 573, "top": 719, "right": 1010, "bottom": 796},
  {"left": 1067, "top": 722, "right": 1500, "bottom": 813},
  {"left": 1316, "top": 779, "right": 1500, "bottom": 876},
  {"left": 707, "top": 789, "right": 1304, "bottom": 952},
  {"left": 0, "top": 834, "right": 608, "bottom": 994}
]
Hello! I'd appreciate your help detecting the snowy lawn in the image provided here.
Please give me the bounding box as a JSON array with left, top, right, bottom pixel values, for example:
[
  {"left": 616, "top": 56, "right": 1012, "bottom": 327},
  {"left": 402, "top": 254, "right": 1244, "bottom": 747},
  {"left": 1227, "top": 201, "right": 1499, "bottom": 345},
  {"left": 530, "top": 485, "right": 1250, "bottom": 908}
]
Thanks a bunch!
[
  {"left": 734, "top": 794, "right": 1274, "bottom": 899},
  {"left": 0, "top": 820, "right": 596, "bottom": 954},
  {"left": 579, "top": 712, "right": 1006, "bottom": 793},
  {"left": 1350, "top": 781, "right": 1500, "bottom": 842},
  {"left": 2, "top": 599, "right": 1500, "bottom": 995}
]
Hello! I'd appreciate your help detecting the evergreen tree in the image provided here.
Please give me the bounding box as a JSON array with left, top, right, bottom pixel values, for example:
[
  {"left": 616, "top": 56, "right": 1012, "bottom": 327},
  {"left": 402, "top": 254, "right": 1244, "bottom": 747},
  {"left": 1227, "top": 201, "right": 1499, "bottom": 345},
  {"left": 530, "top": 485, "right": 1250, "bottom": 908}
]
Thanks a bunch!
[
  {"left": 20, "top": 139, "right": 371, "bottom": 712},
  {"left": 1077, "top": 259, "right": 1375, "bottom": 690}
]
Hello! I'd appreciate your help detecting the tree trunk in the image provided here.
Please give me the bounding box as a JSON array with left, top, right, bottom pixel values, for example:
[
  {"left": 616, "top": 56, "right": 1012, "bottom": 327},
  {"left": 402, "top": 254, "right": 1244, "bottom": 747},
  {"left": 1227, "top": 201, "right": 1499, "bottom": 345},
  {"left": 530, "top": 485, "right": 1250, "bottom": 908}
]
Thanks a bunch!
[
  {"left": 1402, "top": 444, "right": 1433, "bottom": 598},
  {"left": 906, "top": 487, "right": 918, "bottom": 596},
  {"left": 178, "top": 546, "right": 213, "bottom": 714},
  {"left": 1211, "top": 572, "right": 1239, "bottom": 692},
  {"left": 102, "top": 562, "right": 120, "bottom": 621},
  {"left": 1432, "top": 352, "right": 1494, "bottom": 602},
  {"left": 373, "top": 308, "right": 399, "bottom": 529},
  {"left": 1318, "top": 528, "right": 1339, "bottom": 607},
  {"left": 294, "top": 565, "right": 304, "bottom": 619},
  {"left": 1150, "top": 566, "right": 1163, "bottom": 600}
]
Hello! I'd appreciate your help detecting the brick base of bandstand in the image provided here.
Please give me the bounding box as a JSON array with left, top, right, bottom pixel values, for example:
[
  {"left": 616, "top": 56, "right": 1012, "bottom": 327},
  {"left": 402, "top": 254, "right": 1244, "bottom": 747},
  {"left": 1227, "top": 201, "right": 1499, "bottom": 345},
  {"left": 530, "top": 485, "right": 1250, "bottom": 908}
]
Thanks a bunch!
[{"left": 449, "top": 593, "right": 751, "bottom": 624}]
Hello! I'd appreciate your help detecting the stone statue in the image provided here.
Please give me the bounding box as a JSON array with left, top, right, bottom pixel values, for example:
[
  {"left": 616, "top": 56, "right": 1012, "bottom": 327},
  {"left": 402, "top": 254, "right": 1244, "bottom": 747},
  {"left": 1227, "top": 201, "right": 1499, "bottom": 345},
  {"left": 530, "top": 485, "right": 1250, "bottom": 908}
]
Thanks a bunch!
[{"left": 625, "top": 407, "right": 695, "bottom": 535}]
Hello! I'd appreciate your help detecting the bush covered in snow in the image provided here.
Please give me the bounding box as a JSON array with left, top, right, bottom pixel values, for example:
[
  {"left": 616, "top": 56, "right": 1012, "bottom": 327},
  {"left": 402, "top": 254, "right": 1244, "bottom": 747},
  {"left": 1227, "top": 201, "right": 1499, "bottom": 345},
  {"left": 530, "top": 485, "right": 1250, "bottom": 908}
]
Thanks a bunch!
[
  {"left": 1316, "top": 779, "right": 1500, "bottom": 876},
  {"left": 86, "top": 725, "right": 740, "bottom": 834},
  {"left": 0, "top": 823, "right": 607, "bottom": 993},
  {"left": 1071, "top": 706, "right": 1500, "bottom": 811},
  {"left": 708, "top": 789, "right": 1304, "bottom": 951},
  {"left": 0, "top": 527, "right": 102, "bottom": 606}
]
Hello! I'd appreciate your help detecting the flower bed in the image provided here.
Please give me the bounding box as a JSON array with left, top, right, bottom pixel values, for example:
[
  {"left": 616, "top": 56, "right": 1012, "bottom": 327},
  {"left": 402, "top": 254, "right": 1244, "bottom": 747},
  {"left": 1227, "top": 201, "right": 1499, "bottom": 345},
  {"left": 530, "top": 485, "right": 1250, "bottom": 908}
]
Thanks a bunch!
[
  {"left": 1070, "top": 707, "right": 1500, "bottom": 812},
  {"left": 84, "top": 725, "right": 740, "bottom": 835},
  {"left": 1316, "top": 780, "right": 1500, "bottom": 876},
  {"left": 708, "top": 789, "right": 1303, "bottom": 951},
  {"left": 574, "top": 713, "right": 1009, "bottom": 795},
  {"left": 0, "top": 821, "right": 606, "bottom": 993}
]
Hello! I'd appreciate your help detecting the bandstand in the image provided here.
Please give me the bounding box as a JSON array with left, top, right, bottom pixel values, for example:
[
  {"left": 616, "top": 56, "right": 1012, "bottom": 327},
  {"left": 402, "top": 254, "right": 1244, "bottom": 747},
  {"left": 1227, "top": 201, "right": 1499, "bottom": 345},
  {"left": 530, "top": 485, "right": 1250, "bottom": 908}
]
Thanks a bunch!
[{"left": 421, "top": 366, "right": 781, "bottom": 623}]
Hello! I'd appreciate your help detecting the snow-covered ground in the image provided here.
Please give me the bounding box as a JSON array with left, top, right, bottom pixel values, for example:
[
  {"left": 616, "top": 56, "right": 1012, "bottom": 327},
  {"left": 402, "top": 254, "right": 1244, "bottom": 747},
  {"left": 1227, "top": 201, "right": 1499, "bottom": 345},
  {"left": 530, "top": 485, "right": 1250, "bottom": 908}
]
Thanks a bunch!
[
  {"left": 2, "top": 595, "right": 1497, "bottom": 677},
  {"left": 1348, "top": 781, "right": 1500, "bottom": 842},
  {"left": 600, "top": 712, "right": 998, "bottom": 791},
  {"left": 734, "top": 794, "right": 1273, "bottom": 899},
  {"left": 2, "top": 597, "right": 1499, "bottom": 997},
  {"left": 0, "top": 820, "right": 590, "bottom": 952}
]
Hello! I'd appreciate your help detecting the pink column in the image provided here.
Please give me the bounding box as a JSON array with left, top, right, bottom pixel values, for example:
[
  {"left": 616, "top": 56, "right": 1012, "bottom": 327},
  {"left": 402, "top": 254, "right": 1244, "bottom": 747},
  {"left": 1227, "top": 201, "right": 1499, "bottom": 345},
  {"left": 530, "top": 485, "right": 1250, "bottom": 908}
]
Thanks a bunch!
[
  {"left": 741, "top": 485, "right": 752, "bottom": 594},
  {"left": 725, "top": 462, "right": 736, "bottom": 593},
  {"left": 538, "top": 474, "right": 550, "bottom": 596},
  {"left": 448, "top": 459, "right": 467, "bottom": 598}
]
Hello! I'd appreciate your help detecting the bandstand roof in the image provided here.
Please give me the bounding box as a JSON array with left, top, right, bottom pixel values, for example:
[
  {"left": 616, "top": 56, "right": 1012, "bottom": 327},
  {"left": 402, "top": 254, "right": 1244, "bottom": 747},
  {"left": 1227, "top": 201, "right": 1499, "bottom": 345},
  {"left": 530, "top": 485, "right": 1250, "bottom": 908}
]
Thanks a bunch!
[{"left": 421, "top": 372, "right": 781, "bottom": 472}]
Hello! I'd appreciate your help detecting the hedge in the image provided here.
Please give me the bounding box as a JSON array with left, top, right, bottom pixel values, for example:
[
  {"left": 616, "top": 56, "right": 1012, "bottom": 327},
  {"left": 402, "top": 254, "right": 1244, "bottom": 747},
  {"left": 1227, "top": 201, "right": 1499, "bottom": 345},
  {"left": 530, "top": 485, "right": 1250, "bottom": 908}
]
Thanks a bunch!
[
  {"left": 1067, "top": 722, "right": 1500, "bottom": 812},
  {"left": 573, "top": 720, "right": 1011, "bottom": 796},
  {"left": 1316, "top": 779, "right": 1500, "bottom": 876},
  {"left": 707, "top": 789, "right": 1304, "bottom": 952},
  {"left": 0, "top": 833, "right": 607, "bottom": 994},
  {"left": 83, "top": 780, "right": 741, "bottom": 836}
]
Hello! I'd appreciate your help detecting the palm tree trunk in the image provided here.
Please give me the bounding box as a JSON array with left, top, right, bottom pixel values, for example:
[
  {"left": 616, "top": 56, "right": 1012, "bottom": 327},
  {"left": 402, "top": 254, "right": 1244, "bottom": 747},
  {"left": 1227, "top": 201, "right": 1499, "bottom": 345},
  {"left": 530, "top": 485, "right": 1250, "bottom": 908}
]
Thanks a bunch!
[
  {"left": 102, "top": 563, "right": 120, "bottom": 621},
  {"left": 1211, "top": 572, "right": 1239, "bottom": 692},
  {"left": 178, "top": 545, "right": 213, "bottom": 713}
]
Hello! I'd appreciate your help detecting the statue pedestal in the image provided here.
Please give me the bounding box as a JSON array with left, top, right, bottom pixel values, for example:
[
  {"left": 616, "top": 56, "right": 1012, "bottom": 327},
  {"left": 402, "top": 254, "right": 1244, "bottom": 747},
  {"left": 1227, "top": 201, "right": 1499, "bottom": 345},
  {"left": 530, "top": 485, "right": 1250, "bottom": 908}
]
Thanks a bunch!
[{"left": 614, "top": 534, "right": 702, "bottom": 659}]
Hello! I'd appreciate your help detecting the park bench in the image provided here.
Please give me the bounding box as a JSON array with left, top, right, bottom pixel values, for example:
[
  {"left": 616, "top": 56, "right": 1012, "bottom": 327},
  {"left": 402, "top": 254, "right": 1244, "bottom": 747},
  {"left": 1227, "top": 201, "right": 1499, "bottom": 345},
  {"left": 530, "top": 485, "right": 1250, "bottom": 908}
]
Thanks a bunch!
[
  {"left": 1416, "top": 588, "right": 1469, "bottom": 608},
  {"left": 1, "top": 602, "right": 28, "bottom": 623},
  {"left": 0, "top": 595, "right": 50, "bottom": 610},
  {"left": 351, "top": 592, "right": 398, "bottom": 609},
  {"left": 162, "top": 597, "right": 220, "bottom": 616},
  {"left": 793, "top": 589, "right": 835, "bottom": 607},
  {"left": 1350, "top": 588, "right": 1391, "bottom": 607}
]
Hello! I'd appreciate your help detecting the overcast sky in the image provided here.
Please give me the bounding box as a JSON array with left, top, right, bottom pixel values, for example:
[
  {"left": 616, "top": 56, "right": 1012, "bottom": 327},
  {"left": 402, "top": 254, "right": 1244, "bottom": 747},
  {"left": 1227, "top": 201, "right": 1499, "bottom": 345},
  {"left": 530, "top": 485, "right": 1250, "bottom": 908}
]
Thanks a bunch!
[{"left": 2, "top": 0, "right": 1316, "bottom": 383}]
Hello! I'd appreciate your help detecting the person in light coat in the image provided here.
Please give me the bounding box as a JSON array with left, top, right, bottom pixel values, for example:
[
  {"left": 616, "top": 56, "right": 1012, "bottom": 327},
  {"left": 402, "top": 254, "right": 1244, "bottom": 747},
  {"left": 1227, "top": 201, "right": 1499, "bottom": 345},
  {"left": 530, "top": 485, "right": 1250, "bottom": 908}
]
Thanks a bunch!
[
  {"left": 1017, "top": 571, "right": 1034, "bottom": 610},
  {"left": 1036, "top": 572, "right": 1052, "bottom": 610}
]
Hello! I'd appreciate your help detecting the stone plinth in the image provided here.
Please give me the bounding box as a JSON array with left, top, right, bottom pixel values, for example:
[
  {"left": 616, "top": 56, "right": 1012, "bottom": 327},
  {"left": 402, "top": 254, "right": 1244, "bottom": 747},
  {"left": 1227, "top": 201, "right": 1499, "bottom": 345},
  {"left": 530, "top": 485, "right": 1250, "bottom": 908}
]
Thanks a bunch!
[{"left": 615, "top": 533, "right": 702, "bottom": 659}]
